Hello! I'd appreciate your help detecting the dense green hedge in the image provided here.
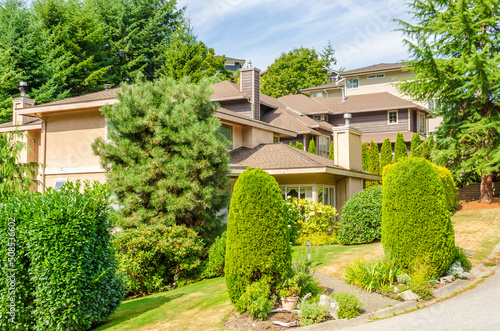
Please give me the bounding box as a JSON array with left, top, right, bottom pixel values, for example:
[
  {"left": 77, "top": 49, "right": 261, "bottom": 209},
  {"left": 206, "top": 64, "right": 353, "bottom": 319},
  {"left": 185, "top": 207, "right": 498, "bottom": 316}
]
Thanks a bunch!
[
  {"left": 225, "top": 168, "right": 291, "bottom": 304},
  {"left": 381, "top": 158, "right": 455, "bottom": 278},
  {"left": 0, "top": 182, "right": 125, "bottom": 330},
  {"left": 203, "top": 231, "right": 226, "bottom": 278},
  {"left": 433, "top": 165, "right": 457, "bottom": 212},
  {"left": 338, "top": 186, "right": 383, "bottom": 245},
  {"left": 114, "top": 223, "right": 204, "bottom": 295}
]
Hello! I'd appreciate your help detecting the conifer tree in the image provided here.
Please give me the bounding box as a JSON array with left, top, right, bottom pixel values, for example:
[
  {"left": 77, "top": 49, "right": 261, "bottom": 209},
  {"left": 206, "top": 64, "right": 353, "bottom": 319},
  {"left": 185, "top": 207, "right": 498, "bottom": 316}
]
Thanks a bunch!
[
  {"left": 394, "top": 132, "right": 407, "bottom": 163},
  {"left": 410, "top": 133, "right": 422, "bottom": 157},
  {"left": 368, "top": 141, "right": 380, "bottom": 176},
  {"left": 421, "top": 137, "right": 434, "bottom": 161},
  {"left": 295, "top": 141, "right": 304, "bottom": 150},
  {"left": 397, "top": 0, "right": 500, "bottom": 201},
  {"left": 380, "top": 138, "right": 393, "bottom": 173},
  {"left": 361, "top": 141, "right": 369, "bottom": 171},
  {"left": 308, "top": 137, "right": 316, "bottom": 154},
  {"left": 92, "top": 77, "right": 229, "bottom": 240},
  {"left": 329, "top": 140, "right": 334, "bottom": 160}
]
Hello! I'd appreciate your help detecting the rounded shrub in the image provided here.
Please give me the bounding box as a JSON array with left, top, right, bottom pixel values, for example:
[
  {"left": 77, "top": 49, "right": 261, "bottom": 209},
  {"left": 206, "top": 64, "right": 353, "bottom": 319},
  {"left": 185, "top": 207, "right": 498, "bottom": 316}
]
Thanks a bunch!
[
  {"left": 338, "top": 186, "right": 383, "bottom": 245},
  {"left": 225, "top": 167, "right": 291, "bottom": 305},
  {"left": 381, "top": 157, "right": 455, "bottom": 279},
  {"left": 433, "top": 165, "right": 457, "bottom": 212},
  {"left": 203, "top": 231, "right": 226, "bottom": 278}
]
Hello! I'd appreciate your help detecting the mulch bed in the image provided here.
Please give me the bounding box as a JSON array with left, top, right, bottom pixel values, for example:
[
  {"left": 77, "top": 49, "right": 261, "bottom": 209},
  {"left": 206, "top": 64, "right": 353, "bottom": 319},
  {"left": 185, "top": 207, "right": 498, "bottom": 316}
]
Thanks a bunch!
[{"left": 456, "top": 198, "right": 500, "bottom": 211}]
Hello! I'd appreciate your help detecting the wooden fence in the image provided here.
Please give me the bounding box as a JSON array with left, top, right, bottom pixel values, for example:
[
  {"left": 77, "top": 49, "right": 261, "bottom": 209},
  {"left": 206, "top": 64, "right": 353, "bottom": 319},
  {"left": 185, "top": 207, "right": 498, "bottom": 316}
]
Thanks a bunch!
[{"left": 457, "top": 182, "right": 500, "bottom": 201}]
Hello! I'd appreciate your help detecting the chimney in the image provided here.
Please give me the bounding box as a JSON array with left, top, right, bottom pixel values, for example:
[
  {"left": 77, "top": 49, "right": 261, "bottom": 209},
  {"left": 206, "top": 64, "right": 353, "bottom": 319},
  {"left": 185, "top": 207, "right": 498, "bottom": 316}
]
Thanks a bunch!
[
  {"left": 332, "top": 114, "right": 362, "bottom": 171},
  {"left": 12, "top": 82, "right": 35, "bottom": 125},
  {"left": 240, "top": 62, "right": 261, "bottom": 121}
]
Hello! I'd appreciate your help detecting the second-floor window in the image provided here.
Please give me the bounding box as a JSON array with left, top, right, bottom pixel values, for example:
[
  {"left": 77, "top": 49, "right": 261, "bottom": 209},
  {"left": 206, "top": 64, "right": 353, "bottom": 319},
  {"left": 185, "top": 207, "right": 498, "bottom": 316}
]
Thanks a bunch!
[
  {"left": 346, "top": 78, "right": 359, "bottom": 89},
  {"left": 388, "top": 111, "right": 398, "bottom": 124},
  {"left": 318, "top": 136, "right": 330, "bottom": 158},
  {"left": 419, "top": 113, "right": 426, "bottom": 134},
  {"left": 311, "top": 92, "right": 322, "bottom": 97},
  {"left": 219, "top": 124, "right": 233, "bottom": 149}
]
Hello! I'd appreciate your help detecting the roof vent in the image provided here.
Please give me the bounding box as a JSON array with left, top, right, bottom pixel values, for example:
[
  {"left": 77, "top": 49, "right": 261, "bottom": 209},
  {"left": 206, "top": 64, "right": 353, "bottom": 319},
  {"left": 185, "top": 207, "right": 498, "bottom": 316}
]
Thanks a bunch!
[{"left": 19, "top": 82, "right": 27, "bottom": 97}]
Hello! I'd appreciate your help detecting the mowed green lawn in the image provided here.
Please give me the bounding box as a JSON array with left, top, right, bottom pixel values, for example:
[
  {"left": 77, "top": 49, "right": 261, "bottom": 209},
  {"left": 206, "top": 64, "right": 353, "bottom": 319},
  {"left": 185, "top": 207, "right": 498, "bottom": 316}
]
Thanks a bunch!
[{"left": 94, "top": 207, "right": 500, "bottom": 329}]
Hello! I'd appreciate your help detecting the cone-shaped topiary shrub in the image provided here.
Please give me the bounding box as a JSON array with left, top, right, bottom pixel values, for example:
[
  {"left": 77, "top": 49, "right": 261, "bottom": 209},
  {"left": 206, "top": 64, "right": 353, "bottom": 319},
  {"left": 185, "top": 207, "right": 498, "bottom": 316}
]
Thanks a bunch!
[
  {"left": 308, "top": 137, "right": 316, "bottom": 154},
  {"left": 433, "top": 165, "right": 457, "bottom": 212},
  {"left": 410, "top": 133, "right": 422, "bottom": 157},
  {"left": 225, "top": 167, "right": 291, "bottom": 305},
  {"left": 382, "top": 157, "right": 455, "bottom": 279},
  {"left": 361, "top": 142, "right": 369, "bottom": 171},
  {"left": 329, "top": 140, "right": 334, "bottom": 160},
  {"left": 394, "top": 132, "right": 407, "bottom": 163},
  {"left": 338, "top": 186, "right": 383, "bottom": 245},
  {"left": 380, "top": 138, "right": 393, "bottom": 172}
]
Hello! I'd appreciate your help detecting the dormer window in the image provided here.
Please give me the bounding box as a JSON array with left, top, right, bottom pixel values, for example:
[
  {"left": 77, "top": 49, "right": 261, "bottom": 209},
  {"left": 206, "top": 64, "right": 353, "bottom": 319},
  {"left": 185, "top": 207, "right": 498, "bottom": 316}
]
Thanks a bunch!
[{"left": 313, "top": 115, "right": 328, "bottom": 122}]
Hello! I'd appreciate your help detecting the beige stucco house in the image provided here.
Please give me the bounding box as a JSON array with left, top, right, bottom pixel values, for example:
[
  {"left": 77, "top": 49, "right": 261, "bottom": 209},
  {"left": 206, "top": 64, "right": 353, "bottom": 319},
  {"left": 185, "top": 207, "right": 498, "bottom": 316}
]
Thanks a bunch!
[{"left": 4, "top": 68, "right": 379, "bottom": 213}]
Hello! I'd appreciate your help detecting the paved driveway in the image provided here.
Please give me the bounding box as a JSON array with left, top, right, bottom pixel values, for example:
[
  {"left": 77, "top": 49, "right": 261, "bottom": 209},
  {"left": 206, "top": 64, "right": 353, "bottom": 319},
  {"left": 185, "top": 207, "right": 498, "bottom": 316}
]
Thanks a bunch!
[{"left": 341, "top": 267, "right": 500, "bottom": 331}]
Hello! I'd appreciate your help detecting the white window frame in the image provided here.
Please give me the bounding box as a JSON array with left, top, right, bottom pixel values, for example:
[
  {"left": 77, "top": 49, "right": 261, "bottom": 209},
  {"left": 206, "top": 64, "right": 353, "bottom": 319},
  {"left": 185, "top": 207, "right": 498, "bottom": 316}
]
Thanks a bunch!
[
  {"left": 418, "top": 112, "right": 426, "bottom": 134},
  {"left": 346, "top": 77, "right": 359, "bottom": 90},
  {"left": 53, "top": 178, "right": 68, "bottom": 191},
  {"left": 311, "top": 92, "right": 322, "bottom": 97},
  {"left": 387, "top": 110, "right": 398, "bottom": 124},
  {"left": 367, "top": 74, "right": 385, "bottom": 79}
]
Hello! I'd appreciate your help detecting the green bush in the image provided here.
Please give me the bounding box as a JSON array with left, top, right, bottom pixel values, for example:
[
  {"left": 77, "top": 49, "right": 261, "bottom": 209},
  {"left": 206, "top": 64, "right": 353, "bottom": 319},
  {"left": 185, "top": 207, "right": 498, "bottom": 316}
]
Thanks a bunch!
[
  {"left": 344, "top": 259, "right": 399, "bottom": 292},
  {"left": 225, "top": 168, "right": 291, "bottom": 305},
  {"left": 394, "top": 132, "right": 407, "bottom": 163},
  {"left": 299, "top": 298, "right": 329, "bottom": 326},
  {"left": 235, "top": 279, "right": 275, "bottom": 320},
  {"left": 433, "top": 165, "right": 457, "bottom": 212},
  {"left": 0, "top": 182, "right": 125, "bottom": 330},
  {"left": 331, "top": 292, "right": 363, "bottom": 319},
  {"left": 114, "top": 223, "right": 204, "bottom": 295},
  {"left": 452, "top": 247, "right": 472, "bottom": 271},
  {"left": 203, "top": 231, "right": 227, "bottom": 278},
  {"left": 308, "top": 137, "right": 316, "bottom": 154},
  {"left": 362, "top": 141, "right": 369, "bottom": 171},
  {"left": 338, "top": 186, "right": 383, "bottom": 245},
  {"left": 380, "top": 138, "right": 393, "bottom": 172},
  {"left": 290, "top": 249, "right": 323, "bottom": 297},
  {"left": 382, "top": 157, "right": 455, "bottom": 279},
  {"left": 287, "top": 198, "right": 338, "bottom": 240},
  {"left": 296, "top": 232, "right": 338, "bottom": 246}
]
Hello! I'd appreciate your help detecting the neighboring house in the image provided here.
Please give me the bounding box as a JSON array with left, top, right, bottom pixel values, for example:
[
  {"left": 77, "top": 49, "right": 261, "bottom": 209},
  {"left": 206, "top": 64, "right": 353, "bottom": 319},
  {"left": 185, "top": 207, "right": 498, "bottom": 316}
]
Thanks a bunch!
[
  {"left": 216, "top": 56, "right": 246, "bottom": 76},
  {"left": 5, "top": 68, "right": 379, "bottom": 214},
  {"left": 300, "top": 63, "right": 442, "bottom": 133}
]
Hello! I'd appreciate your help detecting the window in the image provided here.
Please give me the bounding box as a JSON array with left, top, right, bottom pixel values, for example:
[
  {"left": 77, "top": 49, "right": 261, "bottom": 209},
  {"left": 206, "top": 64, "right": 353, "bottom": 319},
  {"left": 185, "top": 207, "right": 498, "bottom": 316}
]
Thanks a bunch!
[
  {"left": 427, "top": 99, "right": 437, "bottom": 111},
  {"left": 419, "top": 113, "right": 426, "bottom": 134},
  {"left": 318, "top": 136, "right": 330, "bottom": 158},
  {"left": 346, "top": 78, "right": 359, "bottom": 89},
  {"left": 311, "top": 92, "right": 322, "bottom": 97},
  {"left": 388, "top": 111, "right": 398, "bottom": 124},
  {"left": 281, "top": 186, "right": 313, "bottom": 201},
  {"left": 53, "top": 179, "right": 67, "bottom": 191},
  {"left": 318, "top": 186, "right": 335, "bottom": 206},
  {"left": 219, "top": 124, "right": 233, "bottom": 149},
  {"left": 368, "top": 74, "right": 385, "bottom": 79}
]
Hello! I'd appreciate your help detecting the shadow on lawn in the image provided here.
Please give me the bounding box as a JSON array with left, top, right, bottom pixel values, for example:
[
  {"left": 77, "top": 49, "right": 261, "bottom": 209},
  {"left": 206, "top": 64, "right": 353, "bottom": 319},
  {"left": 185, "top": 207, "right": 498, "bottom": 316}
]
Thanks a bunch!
[{"left": 92, "top": 292, "right": 184, "bottom": 330}]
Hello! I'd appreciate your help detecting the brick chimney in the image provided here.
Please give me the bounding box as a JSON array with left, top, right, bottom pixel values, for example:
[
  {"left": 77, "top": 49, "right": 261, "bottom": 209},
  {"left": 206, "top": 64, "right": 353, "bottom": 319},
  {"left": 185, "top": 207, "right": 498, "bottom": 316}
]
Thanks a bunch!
[
  {"left": 12, "top": 82, "right": 35, "bottom": 125},
  {"left": 240, "top": 63, "right": 261, "bottom": 121},
  {"left": 332, "top": 113, "right": 363, "bottom": 171}
]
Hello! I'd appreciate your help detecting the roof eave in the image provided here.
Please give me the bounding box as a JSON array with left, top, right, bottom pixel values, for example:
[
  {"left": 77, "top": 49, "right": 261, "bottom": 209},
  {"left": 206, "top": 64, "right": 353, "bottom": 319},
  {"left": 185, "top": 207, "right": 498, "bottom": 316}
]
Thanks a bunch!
[{"left": 17, "top": 99, "right": 119, "bottom": 117}]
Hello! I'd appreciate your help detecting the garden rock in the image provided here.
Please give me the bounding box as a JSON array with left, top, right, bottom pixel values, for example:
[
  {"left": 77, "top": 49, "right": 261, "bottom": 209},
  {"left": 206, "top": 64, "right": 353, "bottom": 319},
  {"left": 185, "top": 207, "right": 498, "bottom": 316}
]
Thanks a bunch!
[
  {"left": 319, "top": 294, "right": 339, "bottom": 319},
  {"left": 398, "top": 290, "right": 421, "bottom": 301},
  {"left": 438, "top": 275, "right": 455, "bottom": 284}
]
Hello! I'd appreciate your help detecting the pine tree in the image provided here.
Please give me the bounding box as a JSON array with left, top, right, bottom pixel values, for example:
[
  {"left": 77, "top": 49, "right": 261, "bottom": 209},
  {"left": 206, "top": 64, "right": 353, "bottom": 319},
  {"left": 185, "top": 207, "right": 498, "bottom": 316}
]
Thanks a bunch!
[
  {"left": 394, "top": 132, "right": 407, "bottom": 163},
  {"left": 329, "top": 140, "right": 334, "bottom": 160},
  {"left": 410, "top": 133, "right": 422, "bottom": 157},
  {"left": 308, "top": 137, "right": 316, "bottom": 154},
  {"left": 361, "top": 141, "right": 369, "bottom": 171},
  {"left": 92, "top": 77, "right": 229, "bottom": 240},
  {"left": 368, "top": 141, "right": 380, "bottom": 176},
  {"left": 380, "top": 138, "right": 393, "bottom": 173},
  {"left": 396, "top": 0, "right": 500, "bottom": 201}
]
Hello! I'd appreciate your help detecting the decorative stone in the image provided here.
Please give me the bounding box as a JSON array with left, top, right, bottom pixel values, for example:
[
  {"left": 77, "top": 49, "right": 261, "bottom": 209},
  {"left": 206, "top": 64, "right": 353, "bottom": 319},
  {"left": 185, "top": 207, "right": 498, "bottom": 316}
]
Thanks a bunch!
[
  {"left": 394, "top": 287, "right": 399, "bottom": 293},
  {"left": 439, "top": 275, "right": 455, "bottom": 284},
  {"left": 398, "top": 290, "right": 421, "bottom": 301},
  {"left": 319, "top": 294, "right": 339, "bottom": 319}
]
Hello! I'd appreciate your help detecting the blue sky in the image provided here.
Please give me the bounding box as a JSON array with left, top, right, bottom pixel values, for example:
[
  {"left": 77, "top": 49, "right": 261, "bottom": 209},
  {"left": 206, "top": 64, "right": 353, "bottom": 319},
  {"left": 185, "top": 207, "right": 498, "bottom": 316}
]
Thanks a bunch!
[{"left": 177, "top": 0, "right": 414, "bottom": 71}]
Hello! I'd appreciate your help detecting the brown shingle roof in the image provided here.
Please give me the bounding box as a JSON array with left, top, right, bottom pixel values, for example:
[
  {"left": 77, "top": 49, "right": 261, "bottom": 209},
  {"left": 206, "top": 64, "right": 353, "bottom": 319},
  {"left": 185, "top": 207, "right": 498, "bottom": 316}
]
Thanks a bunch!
[
  {"left": 230, "top": 143, "right": 343, "bottom": 169},
  {"left": 341, "top": 63, "right": 404, "bottom": 76},
  {"left": 0, "top": 119, "right": 41, "bottom": 128},
  {"left": 32, "top": 88, "right": 120, "bottom": 108},
  {"left": 300, "top": 82, "right": 342, "bottom": 92},
  {"left": 278, "top": 94, "right": 331, "bottom": 115},
  {"left": 211, "top": 81, "right": 246, "bottom": 100},
  {"left": 362, "top": 131, "right": 424, "bottom": 144},
  {"left": 312, "top": 92, "right": 424, "bottom": 114},
  {"left": 260, "top": 108, "right": 315, "bottom": 134}
]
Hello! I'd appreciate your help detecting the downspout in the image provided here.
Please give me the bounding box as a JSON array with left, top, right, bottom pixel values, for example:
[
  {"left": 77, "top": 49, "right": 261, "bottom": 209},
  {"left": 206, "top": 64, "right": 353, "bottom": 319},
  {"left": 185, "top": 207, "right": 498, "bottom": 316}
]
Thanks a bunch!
[
  {"left": 335, "top": 77, "right": 346, "bottom": 101},
  {"left": 34, "top": 113, "right": 47, "bottom": 192},
  {"left": 323, "top": 89, "right": 329, "bottom": 98}
]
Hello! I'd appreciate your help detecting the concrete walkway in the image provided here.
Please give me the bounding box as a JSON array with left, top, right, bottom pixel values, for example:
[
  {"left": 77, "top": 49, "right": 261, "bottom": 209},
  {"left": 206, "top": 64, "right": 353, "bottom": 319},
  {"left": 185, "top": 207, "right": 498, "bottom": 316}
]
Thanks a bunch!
[{"left": 315, "top": 272, "right": 399, "bottom": 314}]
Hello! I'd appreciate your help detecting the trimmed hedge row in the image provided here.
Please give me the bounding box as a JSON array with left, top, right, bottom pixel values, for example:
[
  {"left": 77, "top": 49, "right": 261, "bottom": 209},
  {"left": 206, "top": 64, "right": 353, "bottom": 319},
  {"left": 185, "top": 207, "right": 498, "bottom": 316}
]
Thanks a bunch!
[
  {"left": 0, "top": 182, "right": 125, "bottom": 330},
  {"left": 382, "top": 158, "right": 455, "bottom": 278},
  {"left": 225, "top": 168, "right": 291, "bottom": 304}
]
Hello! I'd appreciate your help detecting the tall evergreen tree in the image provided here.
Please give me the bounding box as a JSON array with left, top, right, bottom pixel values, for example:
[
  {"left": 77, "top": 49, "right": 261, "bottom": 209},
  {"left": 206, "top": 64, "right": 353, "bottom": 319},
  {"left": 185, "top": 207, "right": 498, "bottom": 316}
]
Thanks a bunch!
[
  {"left": 421, "top": 137, "right": 434, "bottom": 161},
  {"left": 397, "top": 0, "right": 500, "bottom": 201},
  {"left": 92, "top": 77, "right": 229, "bottom": 240},
  {"left": 368, "top": 141, "right": 380, "bottom": 176},
  {"left": 380, "top": 138, "right": 393, "bottom": 173},
  {"left": 329, "top": 140, "right": 334, "bottom": 160},
  {"left": 394, "top": 132, "right": 407, "bottom": 163},
  {"left": 308, "top": 137, "right": 316, "bottom": 154},
  {"left": 410, "top": 133, "right": 422, "bottom": 157},
  {"left": 361, "top": 141, "right": 369, "bottom": 171}
]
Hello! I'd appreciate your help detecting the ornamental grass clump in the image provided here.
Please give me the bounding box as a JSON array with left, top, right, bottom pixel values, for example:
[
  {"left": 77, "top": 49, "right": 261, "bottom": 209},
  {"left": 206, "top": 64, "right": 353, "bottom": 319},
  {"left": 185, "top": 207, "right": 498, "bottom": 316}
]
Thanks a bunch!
[
  {"left": 382, "top": 157, "right": 455, "bottom": 279},
  {"left": 225, "top": 168, "right": 291, "bottom": 305}
]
